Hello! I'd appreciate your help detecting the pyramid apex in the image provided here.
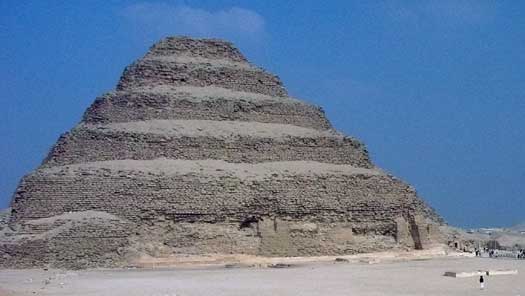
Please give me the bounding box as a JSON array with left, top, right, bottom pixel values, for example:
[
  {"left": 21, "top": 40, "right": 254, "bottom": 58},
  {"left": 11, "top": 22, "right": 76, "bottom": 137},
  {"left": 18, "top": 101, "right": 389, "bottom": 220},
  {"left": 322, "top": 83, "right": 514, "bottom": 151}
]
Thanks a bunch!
[{"left": 146, "top": 35, "right": 248, "bottom": 63}]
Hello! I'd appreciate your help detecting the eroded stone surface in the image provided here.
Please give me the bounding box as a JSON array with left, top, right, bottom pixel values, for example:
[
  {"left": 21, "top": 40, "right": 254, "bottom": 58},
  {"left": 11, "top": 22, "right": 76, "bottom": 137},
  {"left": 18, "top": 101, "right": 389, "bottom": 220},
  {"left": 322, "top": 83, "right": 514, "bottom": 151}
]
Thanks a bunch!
[
  {"left": 0, "top": 36, "right": 444, "bottom": 269},
  {"left": 83, "top": 87, "right": 330, "bottom": 129},
  {"left": 42, "top": 122, "right": 371, "bottom": 167}
]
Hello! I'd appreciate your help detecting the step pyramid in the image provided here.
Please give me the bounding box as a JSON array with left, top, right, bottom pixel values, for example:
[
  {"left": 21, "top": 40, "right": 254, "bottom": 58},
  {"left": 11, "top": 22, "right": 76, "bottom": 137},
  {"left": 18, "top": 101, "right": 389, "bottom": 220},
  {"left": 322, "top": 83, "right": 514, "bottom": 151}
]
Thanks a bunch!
[{"left": 0, "top": 37, "right": 444, "bottom": 269}]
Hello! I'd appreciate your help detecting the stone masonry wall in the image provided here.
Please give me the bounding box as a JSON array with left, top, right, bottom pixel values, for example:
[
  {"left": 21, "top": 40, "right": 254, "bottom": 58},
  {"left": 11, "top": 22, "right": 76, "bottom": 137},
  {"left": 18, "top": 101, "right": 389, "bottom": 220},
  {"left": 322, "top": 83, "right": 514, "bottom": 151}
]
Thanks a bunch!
[
  {"left": 11, "top": 169, "right": 434, "bottom": 226},
  {"left": 42, "top": 128, "right": 372, "bottom": 168},
  {"left": 117, "top": 60, "right": 287, "bottom": 97},
  {"left": 83, "top": 91, "right": 331, "bottom": 129},
  {"left": 1, "top": 218, "right": 132, "bottom": 269},
  {"left": 6, "top": 165, "right": 440, "bottom": 265}
]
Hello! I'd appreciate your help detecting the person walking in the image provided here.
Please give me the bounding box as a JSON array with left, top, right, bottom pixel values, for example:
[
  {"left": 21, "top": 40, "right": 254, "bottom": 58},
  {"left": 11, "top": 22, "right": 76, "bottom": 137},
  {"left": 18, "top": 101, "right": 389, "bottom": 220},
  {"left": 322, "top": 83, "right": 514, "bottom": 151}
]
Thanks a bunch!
[{"left": 479, "top": 275, "right": 485, "bottom": 290}]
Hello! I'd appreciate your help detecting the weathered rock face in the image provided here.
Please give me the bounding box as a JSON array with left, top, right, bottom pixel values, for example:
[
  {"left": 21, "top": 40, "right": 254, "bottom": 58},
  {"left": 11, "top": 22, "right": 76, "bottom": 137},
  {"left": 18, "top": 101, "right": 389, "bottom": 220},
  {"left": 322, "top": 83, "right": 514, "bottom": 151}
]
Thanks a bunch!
[{"left": 0, "top": 36, "right": 444, "bottom": 269}]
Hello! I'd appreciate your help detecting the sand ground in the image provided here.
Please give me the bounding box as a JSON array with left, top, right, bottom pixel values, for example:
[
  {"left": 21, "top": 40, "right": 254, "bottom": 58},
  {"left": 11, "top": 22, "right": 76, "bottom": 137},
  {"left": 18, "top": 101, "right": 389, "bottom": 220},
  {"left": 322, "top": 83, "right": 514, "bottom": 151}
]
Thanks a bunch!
[{"left": 0, "top": 256, "right": 523, "bottom": 296}]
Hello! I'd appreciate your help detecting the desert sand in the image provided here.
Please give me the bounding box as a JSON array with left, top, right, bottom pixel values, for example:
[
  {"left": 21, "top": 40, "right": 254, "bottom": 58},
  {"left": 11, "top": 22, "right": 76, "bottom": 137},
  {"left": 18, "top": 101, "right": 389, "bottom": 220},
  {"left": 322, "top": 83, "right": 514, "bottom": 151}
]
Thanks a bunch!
[{"left": 1, "top": 251, "right": 523, "bottom": 296}]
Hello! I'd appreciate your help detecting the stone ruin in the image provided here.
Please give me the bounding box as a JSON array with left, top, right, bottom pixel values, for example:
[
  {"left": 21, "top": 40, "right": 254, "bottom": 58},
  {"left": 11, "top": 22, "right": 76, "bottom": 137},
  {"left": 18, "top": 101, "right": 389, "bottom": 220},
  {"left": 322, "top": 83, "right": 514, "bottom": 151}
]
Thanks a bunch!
[{"left": 0, "top": 36, "right": 444, "bottom": 269}]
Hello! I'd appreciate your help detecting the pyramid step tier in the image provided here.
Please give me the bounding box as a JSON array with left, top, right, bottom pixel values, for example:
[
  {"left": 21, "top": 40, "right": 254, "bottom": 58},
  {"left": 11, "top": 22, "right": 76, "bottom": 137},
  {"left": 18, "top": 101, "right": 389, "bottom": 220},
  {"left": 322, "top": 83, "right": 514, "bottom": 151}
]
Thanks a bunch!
[
  {"left": 143, "top": 55, "right": 255, "bottom": 70},
  {"left": 43, "top": 120, "right": 371, "bottom": 167},
  {"left": 84, "top": 86, "right": 330, "bottom": 129},
  {"left": 117, "top": 57, "right": 287, "bottom": 96},
  {"left": 11, "top": 159, "right": 438, "bottom": 225}
]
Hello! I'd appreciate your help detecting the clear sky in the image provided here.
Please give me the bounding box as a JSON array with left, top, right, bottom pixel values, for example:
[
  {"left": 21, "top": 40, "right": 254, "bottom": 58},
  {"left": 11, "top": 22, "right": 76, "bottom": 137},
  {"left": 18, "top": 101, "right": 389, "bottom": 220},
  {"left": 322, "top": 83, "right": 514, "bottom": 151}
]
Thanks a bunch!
[{"left": 1, "top": 1, "right": 524, "bottom": 228}]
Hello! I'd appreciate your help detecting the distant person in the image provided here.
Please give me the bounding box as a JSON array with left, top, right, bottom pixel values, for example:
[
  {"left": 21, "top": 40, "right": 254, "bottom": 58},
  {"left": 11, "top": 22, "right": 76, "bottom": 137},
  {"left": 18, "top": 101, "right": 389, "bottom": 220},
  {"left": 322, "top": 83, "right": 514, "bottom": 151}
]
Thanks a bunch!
[{"left": 479, "top": 275, "right": 485, "bottom": 290}]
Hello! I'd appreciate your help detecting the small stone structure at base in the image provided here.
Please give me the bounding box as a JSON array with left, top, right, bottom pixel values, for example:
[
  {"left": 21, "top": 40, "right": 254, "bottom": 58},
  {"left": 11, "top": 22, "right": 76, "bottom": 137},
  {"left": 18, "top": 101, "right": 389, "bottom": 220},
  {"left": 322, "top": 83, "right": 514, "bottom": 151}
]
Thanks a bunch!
[
  {"left": 0, "top": 36, "right": 445, "bottom": 269},
  {"left": 444, "top": 270, "right": 518, "bottom": 278}
]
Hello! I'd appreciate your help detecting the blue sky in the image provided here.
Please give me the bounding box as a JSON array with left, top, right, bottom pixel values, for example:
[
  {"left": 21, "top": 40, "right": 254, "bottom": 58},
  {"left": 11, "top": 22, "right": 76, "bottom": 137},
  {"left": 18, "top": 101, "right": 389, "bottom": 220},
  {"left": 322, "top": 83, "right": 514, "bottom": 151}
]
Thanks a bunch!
[{"left": 1, "top": 1, "right": 524, "bottom": 228}]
